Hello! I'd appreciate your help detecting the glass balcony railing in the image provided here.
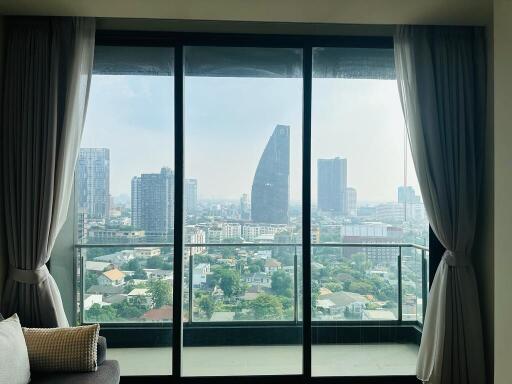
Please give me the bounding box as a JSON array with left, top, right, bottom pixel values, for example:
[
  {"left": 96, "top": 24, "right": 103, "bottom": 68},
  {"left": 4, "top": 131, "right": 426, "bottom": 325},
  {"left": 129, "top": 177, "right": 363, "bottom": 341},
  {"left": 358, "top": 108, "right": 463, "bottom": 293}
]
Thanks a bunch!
[{"left": 76, "top": 242, "right": 428, "bottom": 327}]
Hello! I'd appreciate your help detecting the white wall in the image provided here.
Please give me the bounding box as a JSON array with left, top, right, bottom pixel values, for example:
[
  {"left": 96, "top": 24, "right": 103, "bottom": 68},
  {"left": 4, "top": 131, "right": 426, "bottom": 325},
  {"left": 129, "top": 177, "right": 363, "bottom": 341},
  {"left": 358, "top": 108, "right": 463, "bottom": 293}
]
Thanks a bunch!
[
  {"left": 0, "top": 16, "right": 5, "bottom": 304},
  {"left": 493, "top": 1, "right": 512, "bottom": 382}
]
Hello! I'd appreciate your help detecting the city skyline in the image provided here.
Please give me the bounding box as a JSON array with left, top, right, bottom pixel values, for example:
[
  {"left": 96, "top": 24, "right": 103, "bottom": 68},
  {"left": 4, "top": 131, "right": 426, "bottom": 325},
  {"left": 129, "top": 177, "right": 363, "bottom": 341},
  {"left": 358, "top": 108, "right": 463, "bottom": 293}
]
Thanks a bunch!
[{"left": 81, "top": 75, "right": 421, "bottom": 202}]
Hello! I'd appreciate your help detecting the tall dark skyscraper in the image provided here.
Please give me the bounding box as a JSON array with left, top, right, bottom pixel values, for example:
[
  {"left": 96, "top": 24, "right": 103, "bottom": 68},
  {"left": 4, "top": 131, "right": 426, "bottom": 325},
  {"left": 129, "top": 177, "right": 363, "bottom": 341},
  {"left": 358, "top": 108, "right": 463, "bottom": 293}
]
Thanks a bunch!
[
  {"left": 251, "top": 124, "right": 290, "bottom": 224},
  {"left": 131, "top": 167, "right": 174, "bottom": 234},
  {"left": 317, "top": 157, "right": 347, "bottom": 215},
  {"left": 78, "top": 148, "right": 110, "bottom": 219}
]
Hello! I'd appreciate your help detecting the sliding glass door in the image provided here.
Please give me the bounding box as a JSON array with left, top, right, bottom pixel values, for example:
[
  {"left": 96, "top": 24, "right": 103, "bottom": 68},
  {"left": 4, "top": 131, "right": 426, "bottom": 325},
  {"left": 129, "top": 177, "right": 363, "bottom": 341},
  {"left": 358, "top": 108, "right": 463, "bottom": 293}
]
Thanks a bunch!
[
  {"left": 68, "top": 33, "right": 430, "bottom": 381},
  {"left": 310, "top": 47, "right": 428, "bottom": 376},
  {"left": 182, "top": 46, "right": 303, "bottom": 376},
  {"left": 77, "top": 45, "right": 175, "bottom": 376}
]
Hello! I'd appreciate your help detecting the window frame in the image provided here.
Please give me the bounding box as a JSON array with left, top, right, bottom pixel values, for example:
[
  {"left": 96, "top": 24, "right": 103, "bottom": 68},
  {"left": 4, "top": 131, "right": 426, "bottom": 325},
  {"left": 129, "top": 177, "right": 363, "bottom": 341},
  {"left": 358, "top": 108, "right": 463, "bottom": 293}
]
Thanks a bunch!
[{"left": 66, "top": 30, "right": 437, "bottom": 383}]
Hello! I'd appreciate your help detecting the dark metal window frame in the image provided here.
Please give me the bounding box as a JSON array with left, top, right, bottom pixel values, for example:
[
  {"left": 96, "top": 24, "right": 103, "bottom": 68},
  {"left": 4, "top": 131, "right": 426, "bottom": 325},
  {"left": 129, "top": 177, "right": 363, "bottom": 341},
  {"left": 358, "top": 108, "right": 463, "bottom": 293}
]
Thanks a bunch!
[{"left": 86, "top": 30, "right": 431, "bottom": 384}]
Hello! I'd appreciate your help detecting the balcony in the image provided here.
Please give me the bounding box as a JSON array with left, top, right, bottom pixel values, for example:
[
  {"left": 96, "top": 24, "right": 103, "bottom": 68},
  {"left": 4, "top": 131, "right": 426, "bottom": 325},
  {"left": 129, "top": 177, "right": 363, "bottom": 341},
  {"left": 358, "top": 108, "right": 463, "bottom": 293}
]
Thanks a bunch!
[{"left": 77, "top": 242, "right": 428, "bottom": 377}]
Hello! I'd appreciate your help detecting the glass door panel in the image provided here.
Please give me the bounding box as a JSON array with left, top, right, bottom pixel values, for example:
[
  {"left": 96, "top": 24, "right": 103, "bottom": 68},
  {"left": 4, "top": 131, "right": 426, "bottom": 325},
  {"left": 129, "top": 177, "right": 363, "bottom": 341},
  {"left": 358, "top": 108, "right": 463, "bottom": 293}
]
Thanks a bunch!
[{"left": 183, "top": 46, "right": 304, "bottom": 376}]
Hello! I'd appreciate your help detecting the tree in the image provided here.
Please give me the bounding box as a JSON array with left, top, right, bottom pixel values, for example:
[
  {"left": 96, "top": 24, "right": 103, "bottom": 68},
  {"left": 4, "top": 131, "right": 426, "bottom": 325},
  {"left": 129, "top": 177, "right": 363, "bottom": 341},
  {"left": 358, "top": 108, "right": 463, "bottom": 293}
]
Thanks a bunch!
[
  {"left": 197, "top": 295, "right": 216, "bottom": 319},
  {"left": 213, "top": 268, "right": 242, "bottom": 298},
  {"left": 147, "top": 279, "right": 172, "bottom": 308},
  {"left": 324, "top": 282, "right": 343, "bottom": 292},
  {"left": 122, "top": 259, "right": 146, "bottom": 279},
  {"left": 250, "top": 294, "right": 283, "bottom": 320},
  {"left": 85, "top": 271, "right": 98, "bottom": 290},
  {"left": 146, "top": 256, "right": 165, "bottom": 269},
  {"left": 85, "top": 303, "right": 117, "bottom": 322},
  {"left": 112, "top": 300, "right": 147, "bottom": 320},
  {"left": 271, "top": 270, "right": 292, "bottom": 297}
]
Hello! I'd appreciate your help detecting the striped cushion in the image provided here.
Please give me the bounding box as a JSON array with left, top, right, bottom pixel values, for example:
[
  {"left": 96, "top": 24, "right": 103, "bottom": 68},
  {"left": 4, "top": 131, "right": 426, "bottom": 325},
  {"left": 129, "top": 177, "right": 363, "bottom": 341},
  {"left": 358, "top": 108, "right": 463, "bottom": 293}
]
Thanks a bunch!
[{"left": 23, "top": 324, "right": 100, "bottom": 372}]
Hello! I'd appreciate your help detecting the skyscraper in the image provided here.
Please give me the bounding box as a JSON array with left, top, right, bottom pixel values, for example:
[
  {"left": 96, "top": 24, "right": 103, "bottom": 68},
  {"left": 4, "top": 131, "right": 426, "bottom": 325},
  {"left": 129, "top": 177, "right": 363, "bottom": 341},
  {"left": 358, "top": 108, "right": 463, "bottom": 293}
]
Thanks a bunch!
[
  {"left": 346, "top": 187, "right": 357, "bottom": 216},
  {"left": 317, "top": 157, "right": 347, "bottom": 215},
  {"left": 240, "top": 193, "right": 250, "bottom": 220},
  {"left": 397, "top": 186, "right": 421, "bottom": 204},
  {"left": 77, "top": 148, "right": 110, "bottom": 219},
  {"left": 131, "top": 167, "right": 174, "bottom": 234},
  {"left": 251, "top": 124, "right": 290, "bottom": 224},
  {"left": 184, "top": 179, "right": 198, "bottom": 214}
]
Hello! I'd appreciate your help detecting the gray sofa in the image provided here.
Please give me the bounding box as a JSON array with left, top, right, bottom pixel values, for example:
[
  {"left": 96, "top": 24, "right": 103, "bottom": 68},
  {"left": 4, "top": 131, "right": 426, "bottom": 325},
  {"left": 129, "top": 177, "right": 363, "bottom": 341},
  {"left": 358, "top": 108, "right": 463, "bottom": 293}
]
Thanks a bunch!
[{"left": 30, "top": 336, "right": 120, "bottom": 384}]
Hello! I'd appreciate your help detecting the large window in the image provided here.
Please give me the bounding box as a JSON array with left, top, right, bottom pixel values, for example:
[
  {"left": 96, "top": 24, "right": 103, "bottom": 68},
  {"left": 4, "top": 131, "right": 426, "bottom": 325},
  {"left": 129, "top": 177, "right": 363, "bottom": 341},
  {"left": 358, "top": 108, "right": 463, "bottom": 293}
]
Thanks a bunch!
[
  {"left": 69, "top": 33, "right": 430, "bottom": 380},
  {"left": 183, "top": 46, "right": 303, "bottom": 375}
]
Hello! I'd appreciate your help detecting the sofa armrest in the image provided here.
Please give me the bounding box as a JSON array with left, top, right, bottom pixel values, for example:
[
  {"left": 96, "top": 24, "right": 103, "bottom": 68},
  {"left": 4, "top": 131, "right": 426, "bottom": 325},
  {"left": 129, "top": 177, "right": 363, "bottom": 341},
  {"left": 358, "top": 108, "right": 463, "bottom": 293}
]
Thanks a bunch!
[{"left": 97, "top": 336, "right": 107, "bottom": 366}]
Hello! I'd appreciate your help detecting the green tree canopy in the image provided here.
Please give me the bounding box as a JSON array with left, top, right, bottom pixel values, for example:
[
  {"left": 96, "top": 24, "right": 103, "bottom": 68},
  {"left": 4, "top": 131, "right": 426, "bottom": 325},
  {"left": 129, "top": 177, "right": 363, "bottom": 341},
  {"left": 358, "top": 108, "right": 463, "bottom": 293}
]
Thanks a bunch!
[
  {"left": 249, "top": 294, "right": 284, "bottom": 320},
  {"left": 197, "top": 295, "right": 216, "bottom": 319},
  {"left": 147, "top": 279, "right": 172, "bottom": 308},
  {"left": 85, "top": 303, "right": 117, "bottom": 322},
  {"left": 271, "top": 270, "right": 293, "bottom": 298},
  {"left": 213, "top": 268, "right": 242, "bottom": 298}
]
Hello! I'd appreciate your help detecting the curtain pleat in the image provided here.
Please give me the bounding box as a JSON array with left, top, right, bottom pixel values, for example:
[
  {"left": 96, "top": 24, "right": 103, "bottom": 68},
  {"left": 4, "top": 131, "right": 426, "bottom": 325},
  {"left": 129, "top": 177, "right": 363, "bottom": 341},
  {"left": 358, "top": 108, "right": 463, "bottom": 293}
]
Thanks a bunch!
[
  {"left": 394, "top": 26, "right": 486, "bottom": 384},
  {"left": 0, "top": 17, "right": 95, "bottom": 327}
]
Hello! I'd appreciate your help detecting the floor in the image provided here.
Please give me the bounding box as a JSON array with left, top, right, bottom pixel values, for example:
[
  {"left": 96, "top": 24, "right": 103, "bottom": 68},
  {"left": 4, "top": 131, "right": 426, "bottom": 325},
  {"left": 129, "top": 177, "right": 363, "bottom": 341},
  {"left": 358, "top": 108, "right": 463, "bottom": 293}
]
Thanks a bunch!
[{"left": 107, "top": 344, "right": 419, "bottom": 377}]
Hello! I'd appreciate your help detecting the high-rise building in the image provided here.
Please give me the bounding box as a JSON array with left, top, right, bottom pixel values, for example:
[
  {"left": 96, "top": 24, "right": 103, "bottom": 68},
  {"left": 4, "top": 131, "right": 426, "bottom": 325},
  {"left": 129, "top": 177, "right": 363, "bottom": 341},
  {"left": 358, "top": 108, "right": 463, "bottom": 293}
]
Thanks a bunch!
[
  {"left": 398, "top": 186, "right": 421, "bottom": 204},
  {"left": 185, "top": 179, "right": 198, "bottom": 214},
  {"left": 240, "top": 193, "right": 250, "bottom": 220},
  {"left": 251, "top": 125, "right": 290, "bottom": 224},
  {"left": 77, "top": 148, "right": 110, "bottom": 219},
  {"left": 317, "top": 157, "right": 347, "bottom": 215},
  {"left": 346, "top": 187, "right": 357, "bottom": 216},
  {"left": 131, "top": 167, "right": 174, "bottom": 234}
]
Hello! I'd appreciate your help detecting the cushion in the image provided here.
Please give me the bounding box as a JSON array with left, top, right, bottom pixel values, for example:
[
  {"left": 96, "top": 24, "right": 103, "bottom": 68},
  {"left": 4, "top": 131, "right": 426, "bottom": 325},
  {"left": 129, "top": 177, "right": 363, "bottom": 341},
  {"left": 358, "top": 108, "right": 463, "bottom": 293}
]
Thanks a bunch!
[
  {"left": 97, "top": 336, "right": 107, "bottom": 366},
  {"left": 23, "top": 324, "right": 100, "bottom": 373},
  {"left": 0, "top": 314, "right": 31, "bottom": 384}
]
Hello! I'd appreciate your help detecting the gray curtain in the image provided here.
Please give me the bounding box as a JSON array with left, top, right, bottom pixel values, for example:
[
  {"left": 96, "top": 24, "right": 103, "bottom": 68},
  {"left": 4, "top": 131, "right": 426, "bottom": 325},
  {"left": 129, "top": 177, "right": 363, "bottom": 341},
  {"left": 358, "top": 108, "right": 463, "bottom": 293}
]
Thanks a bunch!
[
  {"left": 0, "top": 17, "right": 95, "bottom": 327},
  {"left": 394, "top": 26, "right": 486, "bottom": 383}
]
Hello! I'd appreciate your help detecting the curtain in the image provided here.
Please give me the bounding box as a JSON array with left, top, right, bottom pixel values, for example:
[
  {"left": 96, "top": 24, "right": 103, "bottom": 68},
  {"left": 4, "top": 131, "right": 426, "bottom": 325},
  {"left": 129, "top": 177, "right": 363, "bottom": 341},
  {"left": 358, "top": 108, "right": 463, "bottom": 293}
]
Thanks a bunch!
[
  {"left": 0, "top": 17, "right": 95, "bottom": 327},
  {"left": 394, "top": 26, "right": 486, "bottom": 383}
]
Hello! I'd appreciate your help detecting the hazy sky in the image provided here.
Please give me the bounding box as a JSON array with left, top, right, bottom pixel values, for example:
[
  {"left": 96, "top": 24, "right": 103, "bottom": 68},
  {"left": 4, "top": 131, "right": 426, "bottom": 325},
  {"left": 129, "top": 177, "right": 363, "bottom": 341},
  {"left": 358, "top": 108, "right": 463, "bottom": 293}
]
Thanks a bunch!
[{"left": 82, "top": 71, "right": 420, "bottom": 204}]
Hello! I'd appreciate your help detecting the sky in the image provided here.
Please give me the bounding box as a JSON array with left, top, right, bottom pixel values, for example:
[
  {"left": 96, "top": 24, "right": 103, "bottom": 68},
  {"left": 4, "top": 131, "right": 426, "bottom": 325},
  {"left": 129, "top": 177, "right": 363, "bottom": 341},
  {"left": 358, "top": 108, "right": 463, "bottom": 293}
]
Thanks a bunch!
[{"left": 82, "top": 61, "right": 420, "bottom": 204}]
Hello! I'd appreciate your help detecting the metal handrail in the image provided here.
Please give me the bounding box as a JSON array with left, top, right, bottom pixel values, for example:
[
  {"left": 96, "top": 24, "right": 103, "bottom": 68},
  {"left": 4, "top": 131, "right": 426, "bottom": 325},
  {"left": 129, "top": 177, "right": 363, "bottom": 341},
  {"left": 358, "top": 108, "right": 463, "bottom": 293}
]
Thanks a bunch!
[
  {"left": 78, "top": 241, "right": 428, "bottom": 325},
  {"left": 75, "top": 242, "right": 429, "bottom": 251}
]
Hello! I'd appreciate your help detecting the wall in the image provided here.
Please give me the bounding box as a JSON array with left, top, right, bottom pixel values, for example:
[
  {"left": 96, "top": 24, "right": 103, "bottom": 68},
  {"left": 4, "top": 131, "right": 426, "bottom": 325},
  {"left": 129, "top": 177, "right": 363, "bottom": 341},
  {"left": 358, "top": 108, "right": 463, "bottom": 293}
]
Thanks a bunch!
[
  {"left": 0, "top": 0, "right": 491, "bottom": 26},
  {"left": 0, "top": 16, "right": 5, "bottom": 304},
  {"left": 493, "top": 1, "right": 512, "bottom": 382},
  {"left": 473, "top": 21, "right": 495, "bottom": 382}
]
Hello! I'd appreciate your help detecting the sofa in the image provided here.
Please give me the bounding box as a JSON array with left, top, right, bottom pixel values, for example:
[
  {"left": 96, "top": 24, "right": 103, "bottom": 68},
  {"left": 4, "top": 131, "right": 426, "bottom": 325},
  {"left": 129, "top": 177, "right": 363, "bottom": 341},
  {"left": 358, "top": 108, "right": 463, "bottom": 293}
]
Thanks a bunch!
[{"left": 30, "top": 336, "right": 120, "bottom": 384}]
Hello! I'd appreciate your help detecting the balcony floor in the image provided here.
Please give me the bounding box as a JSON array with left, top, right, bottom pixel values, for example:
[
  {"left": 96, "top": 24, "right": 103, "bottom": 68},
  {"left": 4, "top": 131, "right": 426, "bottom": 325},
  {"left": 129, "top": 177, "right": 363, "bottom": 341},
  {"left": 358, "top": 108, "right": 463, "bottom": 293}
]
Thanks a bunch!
[{"left": 107, "top": 343, "right": 419, "bottom": 377}]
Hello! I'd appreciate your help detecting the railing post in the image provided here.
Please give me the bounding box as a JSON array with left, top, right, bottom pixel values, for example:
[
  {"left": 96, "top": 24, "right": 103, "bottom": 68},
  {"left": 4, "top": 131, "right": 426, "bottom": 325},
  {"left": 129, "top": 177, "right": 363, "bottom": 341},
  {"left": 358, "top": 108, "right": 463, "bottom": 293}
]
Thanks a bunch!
[
  {"left": 422, "top": 249, "right": 428, "bottom": 322},
  {"left": 189, "top": 248, "right": 193, "bottom": 324},
  {"left": 293, "top": 246, "right": 298, "bottom": 324},
  {"left": 398, "top": 246, "right": 402, "bottom": 322}
]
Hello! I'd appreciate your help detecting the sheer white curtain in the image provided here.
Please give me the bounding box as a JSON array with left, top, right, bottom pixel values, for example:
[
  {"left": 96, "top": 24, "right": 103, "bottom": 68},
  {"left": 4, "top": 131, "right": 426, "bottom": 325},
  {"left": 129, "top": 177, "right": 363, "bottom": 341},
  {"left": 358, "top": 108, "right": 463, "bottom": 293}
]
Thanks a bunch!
[
  {"left": 394, "top": 26, "right": 486, "bottom": 383},
  {"left": 1, "top": 17, "right": 95, "bottom": 327}
]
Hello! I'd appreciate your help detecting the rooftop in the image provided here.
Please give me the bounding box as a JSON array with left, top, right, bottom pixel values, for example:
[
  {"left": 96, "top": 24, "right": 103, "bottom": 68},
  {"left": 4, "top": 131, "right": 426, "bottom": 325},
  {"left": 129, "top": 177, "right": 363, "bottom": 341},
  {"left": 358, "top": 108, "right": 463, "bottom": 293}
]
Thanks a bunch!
[{"left": 102, "top": 268, "right": 125, "bottom": 281}]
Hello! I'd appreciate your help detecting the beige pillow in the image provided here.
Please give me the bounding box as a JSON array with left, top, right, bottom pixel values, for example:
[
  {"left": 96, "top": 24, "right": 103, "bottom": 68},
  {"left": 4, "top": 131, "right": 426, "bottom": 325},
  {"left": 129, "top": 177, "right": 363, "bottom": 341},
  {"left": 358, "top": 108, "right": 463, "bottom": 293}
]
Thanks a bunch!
[{"left": 23, "top": 324, "right": 100, "bottom": 372}]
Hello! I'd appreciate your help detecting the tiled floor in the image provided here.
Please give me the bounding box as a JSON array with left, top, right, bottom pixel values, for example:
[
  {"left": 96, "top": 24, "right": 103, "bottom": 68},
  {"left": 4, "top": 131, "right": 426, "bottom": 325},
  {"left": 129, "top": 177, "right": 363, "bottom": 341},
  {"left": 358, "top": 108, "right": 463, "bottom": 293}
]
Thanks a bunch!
[{"left": 107, "top": 343, "right": 419, "bottom": 377}]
